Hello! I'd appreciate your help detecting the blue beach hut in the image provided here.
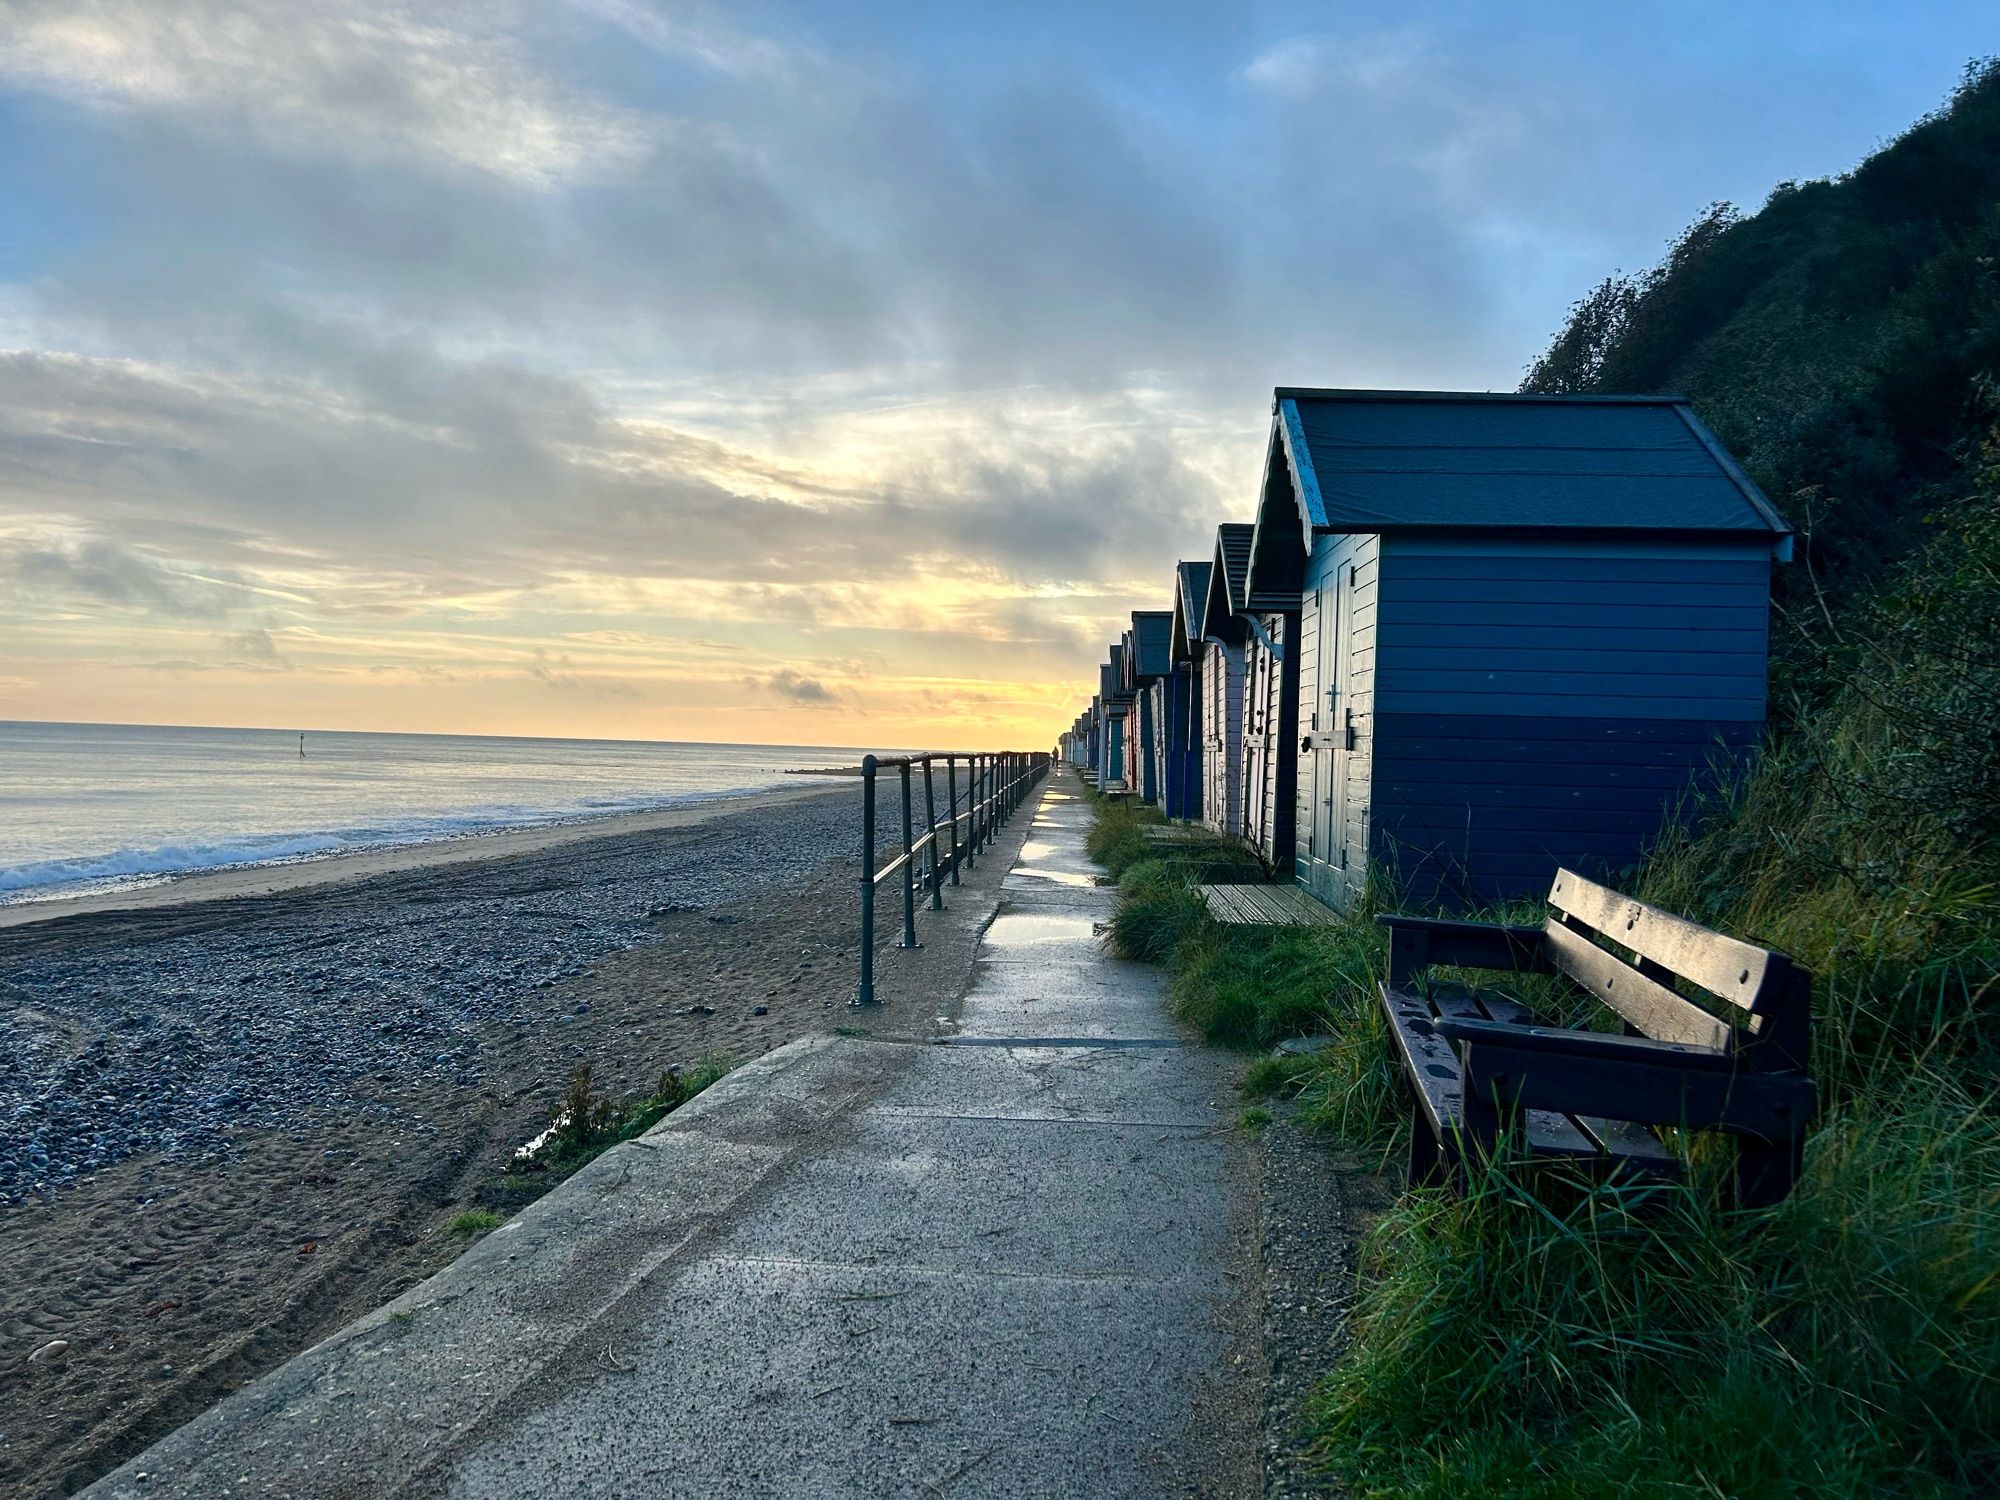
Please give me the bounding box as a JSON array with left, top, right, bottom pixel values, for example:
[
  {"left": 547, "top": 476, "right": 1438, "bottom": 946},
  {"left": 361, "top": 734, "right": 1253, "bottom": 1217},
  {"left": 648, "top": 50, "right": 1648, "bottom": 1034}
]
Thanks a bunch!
[
  {"left": 1098, "top": 646, "right": 1130, "bottom": 792},
  {"left": 1165, "top": 560, "right": 1211, "bottom": 820},
  {"left": 1245, "top": 388, "right": 1792, "bottom": 910}
]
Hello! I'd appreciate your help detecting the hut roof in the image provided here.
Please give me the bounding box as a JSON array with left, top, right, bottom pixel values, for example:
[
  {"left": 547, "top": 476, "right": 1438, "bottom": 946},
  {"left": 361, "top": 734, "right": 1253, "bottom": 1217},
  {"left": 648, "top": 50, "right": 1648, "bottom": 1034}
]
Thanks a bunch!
[
  {"left": 1199, "top": 523, "right": 1254, "bottom": 642},
  {"left": 1246, "top": 389, "right": 1791, "bottom": 607},
  {"left": 1128, "top": 611, "right": 1173, "bottom": 681},
  {"left": 1171, "top": 560, "right": 1212, "bottom": 661}
]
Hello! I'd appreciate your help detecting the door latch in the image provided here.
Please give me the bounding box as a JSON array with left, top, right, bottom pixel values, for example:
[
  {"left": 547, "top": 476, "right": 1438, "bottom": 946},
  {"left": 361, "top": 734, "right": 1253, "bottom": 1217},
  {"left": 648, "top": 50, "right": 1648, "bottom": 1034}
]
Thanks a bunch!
[{"left": 1343, "top": 706, "right": 1356, "bottom": 751}]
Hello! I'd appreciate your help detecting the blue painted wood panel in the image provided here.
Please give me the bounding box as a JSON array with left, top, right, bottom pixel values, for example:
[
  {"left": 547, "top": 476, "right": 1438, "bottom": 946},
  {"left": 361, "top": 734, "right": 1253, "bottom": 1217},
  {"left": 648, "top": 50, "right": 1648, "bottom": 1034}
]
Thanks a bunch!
[
  {"left": 1369, "top": 711, "right": 1758, "bottom": 907},
  {"left": 1374, "top": 535, "right": 1772, "bottom": 724}
]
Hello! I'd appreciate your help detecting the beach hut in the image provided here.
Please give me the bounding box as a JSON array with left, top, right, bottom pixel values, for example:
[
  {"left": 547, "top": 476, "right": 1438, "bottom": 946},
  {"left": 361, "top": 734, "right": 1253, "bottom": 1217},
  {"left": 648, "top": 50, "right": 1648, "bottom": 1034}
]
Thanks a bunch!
[
  {"left": 1164, "top": 561, "right": 1211, "bottom": 820},
  {"left": 1194, "top": 524, "right": 1253, "bottom": 838},
  {"left": 1247, "top": 388, "right": 1791, "bottom": 910},
  {"left": 1237, "top": 504, "right": 1304, "bottom": 871},
  {"left": 1122, "top": 611, "right": 1173, "bottom": 805},
  {"left": 1098, "top": 647, "right": 1130, "bottom": 792}
]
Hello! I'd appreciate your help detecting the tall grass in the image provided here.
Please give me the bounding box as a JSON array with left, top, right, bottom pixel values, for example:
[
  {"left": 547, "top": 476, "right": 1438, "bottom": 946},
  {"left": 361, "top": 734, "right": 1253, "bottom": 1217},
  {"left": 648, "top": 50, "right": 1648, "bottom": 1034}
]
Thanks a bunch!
[
  {"left": 1314, "top": 1077, "right": 2000, "bottom": 1497},
  {"left": 1308, "top": 433, "right": 2000, "bottom": 1494}
]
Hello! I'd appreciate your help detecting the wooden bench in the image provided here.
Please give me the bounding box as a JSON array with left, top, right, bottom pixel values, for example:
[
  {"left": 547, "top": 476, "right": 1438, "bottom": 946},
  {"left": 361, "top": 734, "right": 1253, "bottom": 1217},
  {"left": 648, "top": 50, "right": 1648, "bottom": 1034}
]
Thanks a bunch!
[{"left": 1376, "top": 868, "right": 1816, "bottom": 1206}]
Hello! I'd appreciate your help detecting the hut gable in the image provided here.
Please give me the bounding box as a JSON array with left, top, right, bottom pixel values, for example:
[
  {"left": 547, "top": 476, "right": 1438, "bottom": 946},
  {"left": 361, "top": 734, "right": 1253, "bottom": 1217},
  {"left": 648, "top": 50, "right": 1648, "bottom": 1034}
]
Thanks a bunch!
[
  {"left": 1199, "top": 523, "right": 1254, "bottom": 645},
  {"left": 1172, "top": 561, "right": 1212, "bottom": 662}
]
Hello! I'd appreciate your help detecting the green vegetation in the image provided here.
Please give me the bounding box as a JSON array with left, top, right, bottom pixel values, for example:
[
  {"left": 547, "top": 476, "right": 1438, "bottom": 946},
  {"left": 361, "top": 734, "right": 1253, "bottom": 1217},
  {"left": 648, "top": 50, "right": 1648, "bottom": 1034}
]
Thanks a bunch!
[
  {"left": 1083, "top": 796, "right": 1164, "bottom": 879},
  {"left": 1524, "top": 58, "right": 2000, "bottom": 631},
  {"left": 479, "top": 1057, "right": 734, "bottom": 1215},
  {"left": 446, "top": 1209, "right": 504, "bottom": 1237},
  {"left": 1095, "top": 65, "right": 2000, "bottom": 1492}
]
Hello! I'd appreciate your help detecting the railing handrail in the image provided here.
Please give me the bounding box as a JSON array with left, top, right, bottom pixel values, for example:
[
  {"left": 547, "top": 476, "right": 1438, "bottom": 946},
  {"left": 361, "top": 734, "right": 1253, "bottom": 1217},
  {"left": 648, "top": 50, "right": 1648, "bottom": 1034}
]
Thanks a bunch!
[{"left": 854, "top": 749, "right": 1052, "bottom": 1004}]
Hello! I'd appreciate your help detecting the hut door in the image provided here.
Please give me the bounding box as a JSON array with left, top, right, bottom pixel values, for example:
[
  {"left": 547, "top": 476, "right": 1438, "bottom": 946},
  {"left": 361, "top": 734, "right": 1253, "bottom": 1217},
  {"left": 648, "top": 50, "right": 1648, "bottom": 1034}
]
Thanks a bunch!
[{"left": 1305, "top": 570, "right": 1353, "bottom": 905}]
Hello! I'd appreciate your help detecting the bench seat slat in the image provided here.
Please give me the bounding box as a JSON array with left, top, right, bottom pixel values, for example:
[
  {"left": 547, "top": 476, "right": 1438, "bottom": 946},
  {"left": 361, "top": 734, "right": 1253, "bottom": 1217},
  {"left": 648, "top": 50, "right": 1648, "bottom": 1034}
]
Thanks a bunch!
[
  {"left": 1550, "top": 867, "right": 1773, "bottom": 1011},
  {"left": 1441, "top": 985, "right": 1681, "bottom": 1170},
  {"left": 1426, "top": 987, "right": 1599, "bottom": 1158},
  {"left": 1380, "top": 984, "right": 1463, "bottom": 1140},
  {"left": 1543, "top": 920, "right": 1733, "bottom": 1052},
  {"left": 1571, "top": 1113, "right": 1680, "bottom": 1168}
]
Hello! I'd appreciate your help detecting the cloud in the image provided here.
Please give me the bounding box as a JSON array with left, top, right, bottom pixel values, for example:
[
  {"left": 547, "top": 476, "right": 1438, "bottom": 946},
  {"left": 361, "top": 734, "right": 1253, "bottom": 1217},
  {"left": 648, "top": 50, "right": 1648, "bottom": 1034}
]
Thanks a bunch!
[
  {"left": 526, "top": 649, "right": 641, "bottom": 699},
  {"left": 0, "top": 0, "right": 651, "bottom": 185},
  {"left": 3, "top": 534, "right": 237, "bottom": 617},
  {"left": 759, "top": 669, "right": 836, "bottom": 704},
  {"left": 225, "top": 626, "right": 290, "bottom": 668},
  {"left": 0, "top": 2, "right": 1973, "bottom": 741}
]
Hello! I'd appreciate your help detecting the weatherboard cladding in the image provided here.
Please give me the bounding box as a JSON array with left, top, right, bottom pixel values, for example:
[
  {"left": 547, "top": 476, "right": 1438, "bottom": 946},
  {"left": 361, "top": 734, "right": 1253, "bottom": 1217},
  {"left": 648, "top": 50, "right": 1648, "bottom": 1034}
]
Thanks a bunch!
[
  {"left": 1201, "top": 640, "right": 1244, "bottom": 837},
  {"left": 1373, "top": 536, "right": 1772, "bottom": 720},
  {"left": 1369, "top": 714, "right": 1761, "bottom": 906},
  {"left": 1240, "top": 607, "right": 1300, "bottom": 869},
  {"left": 1277, "top": 391, "right": 1791, "bottom": 537},
  {"left": 1294, "top": 533, "right": 1379, "bottom": 910}
]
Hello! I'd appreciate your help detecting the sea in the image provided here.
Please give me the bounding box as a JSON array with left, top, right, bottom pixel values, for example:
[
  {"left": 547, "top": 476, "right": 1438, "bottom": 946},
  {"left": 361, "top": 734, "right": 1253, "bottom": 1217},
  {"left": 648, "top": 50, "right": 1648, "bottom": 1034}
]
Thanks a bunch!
[{"left": 0, "top": 721, "right": 880, "bottom": 907}]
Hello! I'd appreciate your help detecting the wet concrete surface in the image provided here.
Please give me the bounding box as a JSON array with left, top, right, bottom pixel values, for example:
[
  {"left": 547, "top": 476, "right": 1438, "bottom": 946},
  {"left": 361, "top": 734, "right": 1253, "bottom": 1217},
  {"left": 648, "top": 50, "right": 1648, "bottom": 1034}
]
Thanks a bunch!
[{"left": 80, "top": 773, "right": 1259, "bottom": 1499}]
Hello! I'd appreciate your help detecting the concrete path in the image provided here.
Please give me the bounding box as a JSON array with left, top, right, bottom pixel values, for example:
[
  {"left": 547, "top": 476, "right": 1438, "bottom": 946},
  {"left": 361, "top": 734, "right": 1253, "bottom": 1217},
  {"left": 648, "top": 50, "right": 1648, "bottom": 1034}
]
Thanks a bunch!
[{"left": 85, "top": 771, "right": 1257, "bottom": 1499}]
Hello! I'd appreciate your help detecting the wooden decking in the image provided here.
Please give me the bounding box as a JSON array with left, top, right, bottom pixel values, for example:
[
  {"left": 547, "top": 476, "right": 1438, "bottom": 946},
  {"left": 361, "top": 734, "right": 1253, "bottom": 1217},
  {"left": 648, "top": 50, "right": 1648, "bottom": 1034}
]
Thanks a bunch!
[{"left": 1198, "top": 882, "right": 1342, "bottom": 926}]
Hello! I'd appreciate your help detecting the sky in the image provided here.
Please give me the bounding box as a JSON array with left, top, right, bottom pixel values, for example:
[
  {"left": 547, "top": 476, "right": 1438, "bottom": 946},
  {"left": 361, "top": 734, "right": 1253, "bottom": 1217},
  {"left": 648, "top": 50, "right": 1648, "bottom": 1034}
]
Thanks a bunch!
[{"left": 0, "top": 2, "right": 1990, "bottom": 750}]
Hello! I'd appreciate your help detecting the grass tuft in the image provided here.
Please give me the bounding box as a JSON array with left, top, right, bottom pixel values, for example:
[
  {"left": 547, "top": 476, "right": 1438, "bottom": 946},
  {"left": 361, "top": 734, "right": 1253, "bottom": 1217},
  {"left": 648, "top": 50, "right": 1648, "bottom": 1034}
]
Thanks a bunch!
[{"left": 479, "top": 1057, "right": 734, "bottom": 1214}]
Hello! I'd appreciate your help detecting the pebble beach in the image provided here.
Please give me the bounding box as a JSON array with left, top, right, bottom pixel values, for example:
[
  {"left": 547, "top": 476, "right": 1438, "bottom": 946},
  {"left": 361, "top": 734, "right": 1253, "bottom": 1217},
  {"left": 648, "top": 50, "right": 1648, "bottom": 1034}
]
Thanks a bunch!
[{"left": 0, "top": 781, "right": 932, "bottom": 1497}]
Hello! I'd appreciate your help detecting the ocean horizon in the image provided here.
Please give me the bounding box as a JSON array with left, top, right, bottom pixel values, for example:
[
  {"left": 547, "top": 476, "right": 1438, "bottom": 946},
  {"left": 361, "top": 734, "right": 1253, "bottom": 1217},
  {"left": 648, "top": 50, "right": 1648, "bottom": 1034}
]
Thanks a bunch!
[{"left": 0, "top": 720, "right": 890, "bottom": 906}]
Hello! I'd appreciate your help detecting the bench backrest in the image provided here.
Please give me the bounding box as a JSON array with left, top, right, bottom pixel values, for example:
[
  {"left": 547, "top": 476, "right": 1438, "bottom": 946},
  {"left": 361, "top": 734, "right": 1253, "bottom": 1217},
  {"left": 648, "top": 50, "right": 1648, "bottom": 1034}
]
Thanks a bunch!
[{"left": 1544, "top": 869, "right": 1811, "bottom": 1073}]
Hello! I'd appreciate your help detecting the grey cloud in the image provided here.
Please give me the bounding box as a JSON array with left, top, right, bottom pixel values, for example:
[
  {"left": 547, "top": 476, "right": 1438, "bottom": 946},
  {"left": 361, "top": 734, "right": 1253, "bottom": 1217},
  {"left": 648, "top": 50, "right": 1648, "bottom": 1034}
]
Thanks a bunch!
[
  {"left": 0, "top": 0, "right": 1907, "bottom": 681},
  {"left": 760, "top": 669, "right": 835, "bottom": 704},
  {"left": 225, "top": 626, "right": 290, "bottom": 668},
  {"left": 0, "top": 0, "right": 651, "bottom": 184},
  {"left": 0, "top": 346, "right": 1217, "bottom": 615},
  {"left": 527, "top": 650, "right": 641, "bottom": 699},
  {"left": 4, "top": 536, "right": 237, "bottom": 618}
]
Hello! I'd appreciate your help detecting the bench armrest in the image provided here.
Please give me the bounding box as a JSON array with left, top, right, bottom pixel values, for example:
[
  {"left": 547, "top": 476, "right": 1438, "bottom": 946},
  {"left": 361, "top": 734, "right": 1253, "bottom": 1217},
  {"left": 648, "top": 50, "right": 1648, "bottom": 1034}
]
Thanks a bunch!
[{"left": 1376, "top": 914, "right": 1549, "bottom": 988}]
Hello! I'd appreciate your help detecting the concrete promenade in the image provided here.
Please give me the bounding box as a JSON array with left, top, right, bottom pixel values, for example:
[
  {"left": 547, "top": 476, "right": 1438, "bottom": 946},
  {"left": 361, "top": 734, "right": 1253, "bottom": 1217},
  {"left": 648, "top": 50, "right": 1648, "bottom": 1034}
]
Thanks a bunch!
[{"left": 85, "top": 770, "right": 1257, "bottom": 1498}]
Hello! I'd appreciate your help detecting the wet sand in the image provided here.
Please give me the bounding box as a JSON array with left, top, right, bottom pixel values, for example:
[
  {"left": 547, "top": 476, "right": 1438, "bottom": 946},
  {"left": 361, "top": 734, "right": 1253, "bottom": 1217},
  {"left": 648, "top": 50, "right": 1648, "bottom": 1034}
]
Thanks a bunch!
[{"left": 0, "top": 782, "right": 962, "bottom": 1497}]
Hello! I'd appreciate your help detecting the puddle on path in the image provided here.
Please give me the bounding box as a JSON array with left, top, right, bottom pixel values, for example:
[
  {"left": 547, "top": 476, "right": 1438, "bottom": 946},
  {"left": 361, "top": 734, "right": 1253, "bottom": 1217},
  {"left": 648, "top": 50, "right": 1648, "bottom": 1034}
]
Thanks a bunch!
[
  {"left": 1009, "top": 866, "right": 1098, "bottom": 888},
  {"left": 1012, "top": 839, "right": 1098, "bottom": 887},
  {"left": 982, "top": 913, "right": 1100, "bottom": 947}
]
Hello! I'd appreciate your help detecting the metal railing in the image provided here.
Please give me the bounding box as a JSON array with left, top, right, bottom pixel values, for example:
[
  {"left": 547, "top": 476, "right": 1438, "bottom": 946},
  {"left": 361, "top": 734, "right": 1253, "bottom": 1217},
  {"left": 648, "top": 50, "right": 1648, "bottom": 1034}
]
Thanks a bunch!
[{"left": 856, "top": 750, "right": 1051, "bottom": 1004}]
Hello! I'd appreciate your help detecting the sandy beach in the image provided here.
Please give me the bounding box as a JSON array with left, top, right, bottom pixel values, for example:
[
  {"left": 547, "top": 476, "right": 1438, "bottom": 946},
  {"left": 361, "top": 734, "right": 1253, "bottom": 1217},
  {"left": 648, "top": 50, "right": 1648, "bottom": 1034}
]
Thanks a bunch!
[{"left": 0, "top": 779, "right": 970, "bottom": 1497}]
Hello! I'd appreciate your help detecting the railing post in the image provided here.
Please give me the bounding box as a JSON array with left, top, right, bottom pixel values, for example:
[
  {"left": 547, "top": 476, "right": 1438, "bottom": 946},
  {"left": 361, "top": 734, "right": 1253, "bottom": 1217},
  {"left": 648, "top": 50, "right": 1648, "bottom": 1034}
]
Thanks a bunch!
[
  {"left": 899, "top": 761, "right": 919, "bottom": 949},
  {"left": 946, "top": 754, "right": 962, "bottom": 881},
  {"left": 856, "top": 755, "right": 877, "bottom": 1006},
  {"left": 970, "top": 754, "right": 983, "bottom": 855},
  {"left": 923, "top": 755, "right": 943, "bottom": 910}
]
